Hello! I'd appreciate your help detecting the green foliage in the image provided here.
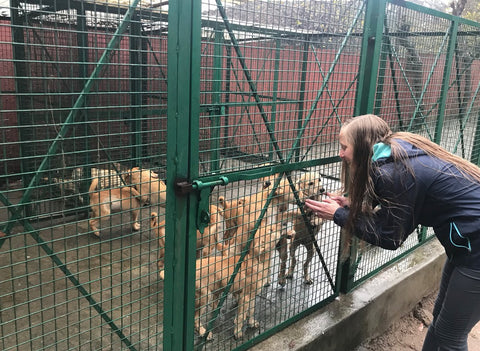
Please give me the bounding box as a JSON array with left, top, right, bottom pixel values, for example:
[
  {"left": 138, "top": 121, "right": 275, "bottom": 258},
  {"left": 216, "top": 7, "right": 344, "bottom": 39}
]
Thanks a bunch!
[{"left": 463, "top": 2, "right": 480, "bottom": 22}]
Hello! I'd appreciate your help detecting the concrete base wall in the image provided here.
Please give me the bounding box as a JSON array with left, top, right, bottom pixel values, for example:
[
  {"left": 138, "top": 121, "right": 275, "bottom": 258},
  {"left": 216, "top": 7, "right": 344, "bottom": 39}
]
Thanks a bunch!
[{"left": 252, "top": 240, "right": 446, "bottom": 351}]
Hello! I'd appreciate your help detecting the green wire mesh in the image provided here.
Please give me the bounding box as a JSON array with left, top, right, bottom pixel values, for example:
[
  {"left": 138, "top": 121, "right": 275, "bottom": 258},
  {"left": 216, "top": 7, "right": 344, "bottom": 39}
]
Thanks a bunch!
[{"left": 1, "top": 1, "right": 480, "bottom": 351}]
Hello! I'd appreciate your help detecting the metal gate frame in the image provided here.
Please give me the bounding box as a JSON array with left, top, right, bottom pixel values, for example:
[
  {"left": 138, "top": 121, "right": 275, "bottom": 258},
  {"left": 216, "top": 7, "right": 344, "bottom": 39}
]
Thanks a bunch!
[{"left": 2, "top": 0, "right": 480, "bottom": 350}]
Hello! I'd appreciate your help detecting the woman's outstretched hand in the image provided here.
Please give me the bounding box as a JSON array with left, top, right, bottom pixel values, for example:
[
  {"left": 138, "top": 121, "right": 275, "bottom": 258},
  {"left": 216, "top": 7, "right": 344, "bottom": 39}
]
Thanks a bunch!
[{"left": 305, "top": 196, "right": 345, "bottom": 220}]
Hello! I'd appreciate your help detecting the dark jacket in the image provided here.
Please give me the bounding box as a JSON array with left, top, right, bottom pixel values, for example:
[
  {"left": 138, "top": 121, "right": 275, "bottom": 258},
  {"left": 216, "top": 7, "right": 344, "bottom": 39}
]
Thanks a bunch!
[{"left": 333, "top": 139, "right": 480, "bottom": 269}]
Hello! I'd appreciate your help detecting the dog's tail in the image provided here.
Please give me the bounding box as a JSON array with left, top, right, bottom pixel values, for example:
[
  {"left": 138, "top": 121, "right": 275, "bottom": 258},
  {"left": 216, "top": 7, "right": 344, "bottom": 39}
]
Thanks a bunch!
[{"left": 89, "top": 178, "right": 99, "bottom": 193}]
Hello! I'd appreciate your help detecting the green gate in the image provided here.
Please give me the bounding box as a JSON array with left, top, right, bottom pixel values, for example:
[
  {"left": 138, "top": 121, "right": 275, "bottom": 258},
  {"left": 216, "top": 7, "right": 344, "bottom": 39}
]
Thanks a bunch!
[{"left": 1, "top": 0, "right": 480, "bottom": 350}]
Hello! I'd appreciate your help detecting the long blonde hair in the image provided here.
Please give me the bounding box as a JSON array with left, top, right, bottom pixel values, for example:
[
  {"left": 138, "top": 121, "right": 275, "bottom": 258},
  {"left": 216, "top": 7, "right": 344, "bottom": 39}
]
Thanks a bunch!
[{"left": 340, "top": 114, "right": 480, "bottom": 236}]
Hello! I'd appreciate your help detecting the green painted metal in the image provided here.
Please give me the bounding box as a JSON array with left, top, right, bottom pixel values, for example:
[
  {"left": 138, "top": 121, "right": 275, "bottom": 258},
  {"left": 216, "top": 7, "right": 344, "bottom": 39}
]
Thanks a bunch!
[
  {"left": 373, "top": 29, "right": 389, "bottom": 116},
  {"left": 342, "top": 0, "right": 387, "bottom": 293},
  {"left": 214, "top": 0, "right": 286, "bottom": 165},
  {"left": 434, "top": 21, "right": 459, "bottom": 144},
  {"left": 454, "top": 79, "right": 480, "bottom": 154},
  {"left": 2, "top": 0, "right": 142, "bottom": 235},
  {"left": 164, "top": 0, "right": 201, "bottom": 349},
  {"left": 354, "top": 0, "right": 386, "bottom": 116},
  {"left": 295, "top": 41, "right": 310, "bottom": 164},
  {"left": 3, "top": 1, "right": 480, "bottom": 350},
  {"left": 382, "top": 18, "right": 405, "bottom": 129},
  {"left": 129, "top": 13, "right": 145, "bottom": 165},
  {"left": 268, "top": 39, "right": 282, "bottom": 162},
  {"left": 209, "top": 28, "right": 224, "bottom": 173},
  {"left": 471, "top": 110, "right": 480, "bottom": 166},
  {"left": 409, "top": 28, "right": 450, "bottom": 134},
  {"left": 286, "top": 2, "right": 366, "bottom": 166},
  {"left": 2, "top": 1, "right": 146, "bottom": 350}
]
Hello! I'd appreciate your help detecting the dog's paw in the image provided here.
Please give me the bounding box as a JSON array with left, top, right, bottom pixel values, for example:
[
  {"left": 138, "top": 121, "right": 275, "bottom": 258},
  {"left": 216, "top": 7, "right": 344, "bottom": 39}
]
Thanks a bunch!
[
  {"left": 132, "top": 222, "right": 140, "bottom": 231},
  {"left": 233, "top": 329, "right": 244, "bottom": 340},
  {"left": 248, "top": 318, "right": 260, "bottom": 329},
  {"left": 158, "top": 270, "right": 165, "bottom": 280}
]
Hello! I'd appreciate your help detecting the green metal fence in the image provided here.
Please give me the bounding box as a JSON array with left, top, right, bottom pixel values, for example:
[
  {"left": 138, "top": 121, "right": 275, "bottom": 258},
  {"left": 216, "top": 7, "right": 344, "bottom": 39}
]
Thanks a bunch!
[{"left": 1, "top": 0, "right": 480, "bottom": 350}]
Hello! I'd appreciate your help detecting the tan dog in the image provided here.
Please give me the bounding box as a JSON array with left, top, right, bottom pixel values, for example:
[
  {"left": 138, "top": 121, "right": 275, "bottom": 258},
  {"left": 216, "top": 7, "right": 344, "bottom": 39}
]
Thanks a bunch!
[
  {"left": 88, "top": 178, "right": 143, "bottom": 237},
  {"left": 152, "top": 205, "right": 226, "bottom": 280},
  {"left": 275, "top": 172, "right": 325, "bottom": 285},
  {"left": 227, "top": 219, "right": 281, "bottom": 286},
  {"left": 195, "top": 223, "right": 280, "bottom": 340},
  {"left": 218, "top": 175, "right": 289, "bottom": 242},
  {"left": 218, "top": 177, "right": 279, "bottom": 248},
  {"left": 195, "top": 254, "right": 260, "bottom": 340},
  {"left": 150, "top": 213, "right": 167, "bottom": 279},
  {"left": 125, "top": 167, "right": 167, "bottom": 207},
  {"left": 217, "top": 196, "right": 248, "bottom": 242}
]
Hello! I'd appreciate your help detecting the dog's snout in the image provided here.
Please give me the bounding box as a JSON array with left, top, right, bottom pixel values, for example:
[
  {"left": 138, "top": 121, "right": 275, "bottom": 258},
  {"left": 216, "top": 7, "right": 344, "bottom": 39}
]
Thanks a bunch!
[{"left": 320, "top": 187, "right": 325, "bottom": 193}]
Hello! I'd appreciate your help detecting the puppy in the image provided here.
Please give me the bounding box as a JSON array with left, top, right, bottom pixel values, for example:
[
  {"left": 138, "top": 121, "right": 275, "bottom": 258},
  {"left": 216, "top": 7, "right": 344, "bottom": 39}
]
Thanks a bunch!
[
  {"left": 218, "top": 175, "right": 287, "bottom": 242},
  {"left": 150, "top": 212, "right": 167, "bottom": 280},
  {"left": 88, "top": 177, "right": 144, "bottom": 237},
  {"left": 152, "top": 205, "right": 226, "bottom": 280},
  {"left": 125, "top": 167, "right": 167, "bottom": 207},
  {"left": 227, "top": 218, "right": 281, "bottom": 286},
  {"left": 194, "top": 224, "right": 279, "bottom": 340},
  {"left": 195, "top": 254, "right": 260, "bottom": 340},
  {"left": 276, "top": 207, "right": 323, "bottom": 285},
  {"left": 217, "top": 196, "right": 248, "bottom": 242},
  {"left": 275, "top": 172, "right": 325, "bottom": 285}
]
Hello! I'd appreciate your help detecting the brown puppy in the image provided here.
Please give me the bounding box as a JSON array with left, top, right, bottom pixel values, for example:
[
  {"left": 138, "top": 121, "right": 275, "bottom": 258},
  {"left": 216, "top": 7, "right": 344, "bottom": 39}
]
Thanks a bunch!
[
  {"left": 125, "top": 167, "right": 167, "bottom": 207},
  {"left": 88, "top": 178, "right": 143, "bottom": 237},
  {"left": 194, "top": 224, "right": 279, "bottom": 340},
  {"left": 217, "top": 196, "right": 248, "bottom": 242},
  {"left": 195, "top": 254, "right": 260, "bottom": 340},
  {"left": 152, "top": 205, "right": 225, "bottom": 280},
  {"left": 227, "top": 219, "right": 281, "bottom": 286},
  {"left": 150, "top": 213, "right": 167, "bottom": 280},
  {"left": 275, "top": 172, "right": 325, "bottom": 285},
  {"left": 218, "top": 175, "right": 288, "bottom": 242}
]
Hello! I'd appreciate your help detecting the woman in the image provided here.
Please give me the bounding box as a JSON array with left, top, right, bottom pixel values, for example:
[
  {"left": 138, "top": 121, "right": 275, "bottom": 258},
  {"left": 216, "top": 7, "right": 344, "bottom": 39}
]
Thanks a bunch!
[{"left": 305, "top": 114, "right": 480, "bottom": 350}]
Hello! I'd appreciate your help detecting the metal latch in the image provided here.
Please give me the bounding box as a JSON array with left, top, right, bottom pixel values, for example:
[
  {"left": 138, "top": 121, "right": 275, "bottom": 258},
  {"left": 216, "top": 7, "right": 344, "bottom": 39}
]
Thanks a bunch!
[{"left": 175, "top": 176, "right": 229, "bottom": 233}]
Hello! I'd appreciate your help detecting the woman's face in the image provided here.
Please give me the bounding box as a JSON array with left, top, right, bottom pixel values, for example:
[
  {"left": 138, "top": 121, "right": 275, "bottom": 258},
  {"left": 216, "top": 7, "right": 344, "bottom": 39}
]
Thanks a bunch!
[{"left": 339, "top": 131, "right": 353, "bottom": 165}]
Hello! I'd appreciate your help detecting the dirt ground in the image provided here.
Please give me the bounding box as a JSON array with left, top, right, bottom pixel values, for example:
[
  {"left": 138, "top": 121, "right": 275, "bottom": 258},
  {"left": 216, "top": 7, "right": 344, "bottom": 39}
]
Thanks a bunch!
[{"left": 356, "top": 290, "right": 480, "bottom": 351}]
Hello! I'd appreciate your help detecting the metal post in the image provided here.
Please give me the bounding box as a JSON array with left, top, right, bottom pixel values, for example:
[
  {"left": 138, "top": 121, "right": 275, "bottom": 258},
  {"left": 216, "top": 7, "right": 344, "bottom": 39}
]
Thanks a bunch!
[
  {"left": 210, "top": 28, "right": 224, "bottom": 173},
  {"left": 354, "top": 0, "right": 386, "bottom": 116},
  {"left": 344, "top": 0, "right": 387, "bottom": 293},
  {"left": 434, "top": 20, "right": 458, "bottom": 144},
  {"left": 164, "top": 0, "right": 201, "bottom": 349},
  {"left": 130, "top": 13, "right": 143, "bottom": 165}
]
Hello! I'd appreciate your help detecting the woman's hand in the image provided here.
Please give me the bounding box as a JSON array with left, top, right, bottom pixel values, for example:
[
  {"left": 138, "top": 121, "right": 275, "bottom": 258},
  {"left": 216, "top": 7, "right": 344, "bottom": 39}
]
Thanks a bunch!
[
  {"left": 325, "top": 193, "right": 350, "bottom": 207},
  {"left": 305, "top": 198, "right": 342, "bottom": 220}
]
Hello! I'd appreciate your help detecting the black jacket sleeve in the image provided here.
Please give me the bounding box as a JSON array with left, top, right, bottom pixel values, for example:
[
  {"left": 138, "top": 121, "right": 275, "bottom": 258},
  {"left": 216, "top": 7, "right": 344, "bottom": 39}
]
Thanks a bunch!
[{"left": 333, "top": 164, "right": 419, "bottom": 250}]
